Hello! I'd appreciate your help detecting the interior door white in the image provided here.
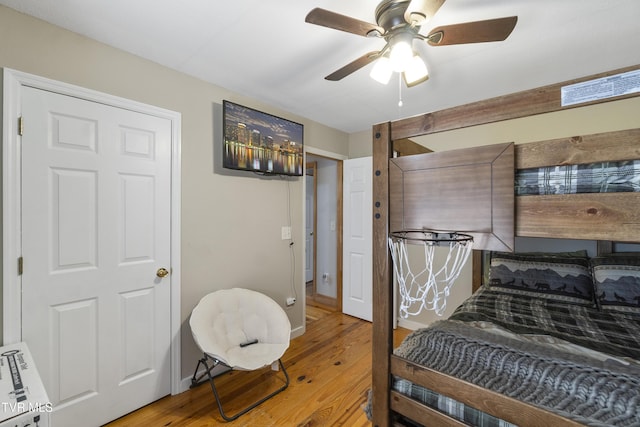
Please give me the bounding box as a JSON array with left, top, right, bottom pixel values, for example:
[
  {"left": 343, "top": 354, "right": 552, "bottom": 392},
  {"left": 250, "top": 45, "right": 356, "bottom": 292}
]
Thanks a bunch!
[
  {"left": 342, "top": 157, "right": 372, "bottom": 321},
  {"left": 20, "top": 86, "right": 172, "bottom": 426}
]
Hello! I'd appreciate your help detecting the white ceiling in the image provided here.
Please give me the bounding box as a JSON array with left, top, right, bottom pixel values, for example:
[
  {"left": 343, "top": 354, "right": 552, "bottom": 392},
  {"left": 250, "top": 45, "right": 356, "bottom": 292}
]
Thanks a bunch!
[{"left": 2, "top": 0, "right": 639, "bottom": 134}]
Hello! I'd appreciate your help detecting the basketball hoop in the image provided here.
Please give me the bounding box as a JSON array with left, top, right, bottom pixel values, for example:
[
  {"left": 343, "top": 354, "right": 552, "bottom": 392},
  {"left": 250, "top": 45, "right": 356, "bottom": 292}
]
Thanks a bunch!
[{"left": 388, "top": 230, "right": 473, "bottom": 318}]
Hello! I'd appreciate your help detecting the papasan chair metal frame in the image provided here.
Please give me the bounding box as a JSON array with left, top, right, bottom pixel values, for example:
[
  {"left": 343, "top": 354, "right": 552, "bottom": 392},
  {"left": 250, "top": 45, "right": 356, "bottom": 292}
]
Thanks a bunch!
[{"left": 189, "top": 288, "right": 291, "bottom": 421}]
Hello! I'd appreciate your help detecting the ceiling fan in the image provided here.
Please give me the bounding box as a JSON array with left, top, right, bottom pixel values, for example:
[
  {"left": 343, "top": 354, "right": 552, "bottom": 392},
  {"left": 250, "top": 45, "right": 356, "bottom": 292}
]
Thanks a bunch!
[{"left": 305, "top": 0, "right": 517, "bottom": 87}]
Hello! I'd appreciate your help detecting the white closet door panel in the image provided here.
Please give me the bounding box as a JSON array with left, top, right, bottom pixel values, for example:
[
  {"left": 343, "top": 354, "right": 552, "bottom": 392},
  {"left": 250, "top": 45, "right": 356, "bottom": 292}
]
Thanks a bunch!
[
  {"left": 120, "top": 174, "right": 155, "bottom": 262},
  {"left": 119, "top": 288, "right": 155, "bottom": 383},
  {"left": 121, "top": 126, "right": 155, "bottom": 158},
  {"left": 348, "top": 253, "right": 365, "bottom": 300},
  {"left": 51, "top": 112, "right": 98, "bottom": 152},
  {"left": 51, "top": 168, "right": 98, "bottom": 270},
  {"left": 51, "top": 299, "right": 98, "bottom": 405}
]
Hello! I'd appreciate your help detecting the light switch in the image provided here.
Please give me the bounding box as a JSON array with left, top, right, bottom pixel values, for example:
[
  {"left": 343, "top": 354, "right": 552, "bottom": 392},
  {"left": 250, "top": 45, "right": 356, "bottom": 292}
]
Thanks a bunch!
[{"left": 281, "top": 226, "right": 291, "bottom": 240}]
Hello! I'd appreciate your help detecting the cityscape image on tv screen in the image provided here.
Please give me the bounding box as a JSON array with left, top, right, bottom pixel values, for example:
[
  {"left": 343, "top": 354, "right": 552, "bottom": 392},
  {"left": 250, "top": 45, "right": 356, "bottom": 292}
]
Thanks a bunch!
[{"left": 223, "top": 100, "right": 304, "bottom": 176}]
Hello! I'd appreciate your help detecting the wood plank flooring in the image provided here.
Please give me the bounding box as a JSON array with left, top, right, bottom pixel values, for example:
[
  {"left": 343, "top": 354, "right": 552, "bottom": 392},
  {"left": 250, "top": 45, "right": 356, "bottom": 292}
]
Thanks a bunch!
[{"left": 105, "top": 306, "right": 411, "bottom": 426}]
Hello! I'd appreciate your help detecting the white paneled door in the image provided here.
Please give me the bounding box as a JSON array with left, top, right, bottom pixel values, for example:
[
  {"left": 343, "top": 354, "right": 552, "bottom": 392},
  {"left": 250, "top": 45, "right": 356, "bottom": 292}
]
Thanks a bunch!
[
  {"left": 20, "top": 86, "right": 172, "bottom": 426},
  {"left": 342, "top": 157, "right": 372, "bottom": 321}
]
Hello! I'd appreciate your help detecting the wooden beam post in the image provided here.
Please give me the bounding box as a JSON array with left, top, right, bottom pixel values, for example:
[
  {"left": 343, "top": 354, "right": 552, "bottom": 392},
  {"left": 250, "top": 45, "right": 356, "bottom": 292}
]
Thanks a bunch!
[{"left": 371, "top": 122, "right": 393, "bottom": 427}]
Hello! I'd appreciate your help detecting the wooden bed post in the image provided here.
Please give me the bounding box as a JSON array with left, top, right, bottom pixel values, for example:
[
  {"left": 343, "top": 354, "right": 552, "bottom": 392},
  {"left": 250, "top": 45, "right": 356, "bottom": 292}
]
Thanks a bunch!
[{"left": 371, "top": 122, "right": 393, "bottom": 427}]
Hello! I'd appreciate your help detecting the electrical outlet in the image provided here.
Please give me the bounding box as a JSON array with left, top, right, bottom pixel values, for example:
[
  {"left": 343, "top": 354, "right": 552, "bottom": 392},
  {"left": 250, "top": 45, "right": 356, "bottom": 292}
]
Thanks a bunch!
[{"left": 286, "top": 297, "right": 296, "bottom": 306}]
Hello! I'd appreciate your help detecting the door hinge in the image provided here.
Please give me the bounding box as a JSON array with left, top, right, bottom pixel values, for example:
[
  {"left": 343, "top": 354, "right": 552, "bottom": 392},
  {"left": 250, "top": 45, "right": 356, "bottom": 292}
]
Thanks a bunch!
[
  {"left": 18, "top": 116, "right": 24, "bottom": 136},
  {"left": 18, "top": 257, "right": 23, "bottom": 275}
]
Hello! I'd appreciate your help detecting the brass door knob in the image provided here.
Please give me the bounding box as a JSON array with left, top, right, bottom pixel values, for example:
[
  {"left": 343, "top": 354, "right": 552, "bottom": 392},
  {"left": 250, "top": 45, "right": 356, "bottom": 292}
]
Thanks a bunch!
[{"left": 156, "top": 268, "right": 170, "bottom": 278}]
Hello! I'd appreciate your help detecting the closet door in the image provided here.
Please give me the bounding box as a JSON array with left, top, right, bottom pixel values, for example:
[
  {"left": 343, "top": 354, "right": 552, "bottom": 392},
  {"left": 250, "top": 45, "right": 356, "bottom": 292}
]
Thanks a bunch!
[{"left": 21, "top": 86, "right": 172, "bottom": 426}]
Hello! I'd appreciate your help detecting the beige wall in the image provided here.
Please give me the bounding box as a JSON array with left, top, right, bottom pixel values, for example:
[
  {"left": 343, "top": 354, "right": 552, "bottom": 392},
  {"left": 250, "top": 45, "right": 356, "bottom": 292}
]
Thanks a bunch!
[
  {"left": 0, "top": 6, "right": 349, "bottom": 379},
  {"left": 353, "top": 95, "right": 640, "bottom": 328},
  {"left": 348, "top": 130, "right": 372, "bottom": 159}
]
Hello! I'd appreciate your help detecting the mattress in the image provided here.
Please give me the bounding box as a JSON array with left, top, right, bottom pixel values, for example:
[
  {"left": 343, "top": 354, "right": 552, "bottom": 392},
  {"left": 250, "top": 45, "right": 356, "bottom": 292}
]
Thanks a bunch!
[{"left": 390, "top": 285, "right": 640, "bottom": 426}]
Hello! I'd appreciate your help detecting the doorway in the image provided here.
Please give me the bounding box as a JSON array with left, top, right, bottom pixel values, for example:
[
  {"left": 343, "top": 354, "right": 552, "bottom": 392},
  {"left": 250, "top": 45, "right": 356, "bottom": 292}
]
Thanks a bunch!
[{"left": 305, "top": 154, "right": 342, "bottom": 312}]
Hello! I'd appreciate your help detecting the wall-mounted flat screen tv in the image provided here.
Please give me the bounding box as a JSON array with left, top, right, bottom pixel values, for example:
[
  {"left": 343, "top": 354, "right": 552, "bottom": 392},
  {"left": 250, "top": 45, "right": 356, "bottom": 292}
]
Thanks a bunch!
[{"left": 222, "top": 100, "right": 304, "bottom": 176}]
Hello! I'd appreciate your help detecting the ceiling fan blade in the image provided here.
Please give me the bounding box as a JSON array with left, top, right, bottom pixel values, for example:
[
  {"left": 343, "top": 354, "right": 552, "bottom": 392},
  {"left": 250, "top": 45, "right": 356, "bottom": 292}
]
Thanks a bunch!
[
  {"left": 404, "top": 0, "right": 446, "bottom": 25},
  {"left": 305, "top": 8, "right": 384, "bottom": 37},
  {"left": 427, "top": 16, "right": 518, "bottom": 46},
  {"left": 325, "top": 51, "right": 381, "bottom": 81}
]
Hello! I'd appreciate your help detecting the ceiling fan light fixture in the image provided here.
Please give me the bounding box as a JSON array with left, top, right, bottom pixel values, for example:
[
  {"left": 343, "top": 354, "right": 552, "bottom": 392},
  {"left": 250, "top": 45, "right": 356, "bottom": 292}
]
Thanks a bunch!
[
  {"left": 403, "top": 55, "right": 429, "bottom": 87},
  {"left": 370, "top": 56, "right": 393, "bottom": 84},
  {"left": 389, "top": 33, "right": 415, "bottom": 72},
  {"left": 407, "top": 11, "right": 426, "bottom": 26}
]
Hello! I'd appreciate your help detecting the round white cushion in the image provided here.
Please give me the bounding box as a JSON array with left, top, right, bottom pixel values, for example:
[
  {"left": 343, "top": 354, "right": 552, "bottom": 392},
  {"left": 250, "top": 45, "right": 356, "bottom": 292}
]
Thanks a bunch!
[{"left": 190, "top": 288, "right": 291, "bottom": 370}]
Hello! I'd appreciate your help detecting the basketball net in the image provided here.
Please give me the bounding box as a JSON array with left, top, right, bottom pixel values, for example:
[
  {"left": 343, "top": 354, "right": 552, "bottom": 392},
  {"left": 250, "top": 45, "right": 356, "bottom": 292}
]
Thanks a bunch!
[{"left": 388, "top": 231, "right": 473, "bottom": 318}]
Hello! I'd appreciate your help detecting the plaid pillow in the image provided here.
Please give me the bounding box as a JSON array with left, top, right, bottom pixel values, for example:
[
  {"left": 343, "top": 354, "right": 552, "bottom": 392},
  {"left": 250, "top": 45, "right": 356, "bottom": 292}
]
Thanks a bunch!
[
  {"left": 591, "top": 255, "right": 640, "bottom": 313},
  {"left": 488, "top": 251, "right": 594, "bottom": 305},
  {"left": 515, "top": 160, "right": 640, "bottom": 195}
]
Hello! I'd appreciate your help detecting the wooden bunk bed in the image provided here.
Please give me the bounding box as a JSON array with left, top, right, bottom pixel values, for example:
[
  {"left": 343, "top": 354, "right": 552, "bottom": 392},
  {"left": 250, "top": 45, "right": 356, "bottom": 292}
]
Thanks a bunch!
[{"left": 371, "top": 64, "right": 640, "bottom": 427}]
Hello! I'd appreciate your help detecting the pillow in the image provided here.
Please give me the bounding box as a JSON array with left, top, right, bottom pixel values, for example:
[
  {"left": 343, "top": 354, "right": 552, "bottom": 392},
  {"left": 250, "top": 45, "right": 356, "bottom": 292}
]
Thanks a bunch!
[
  {"left": 591, "top": 255, "right": 640, "bottom": 313},
  {"left": 488, "top": 251, "right": 594, "bottom": 305}
]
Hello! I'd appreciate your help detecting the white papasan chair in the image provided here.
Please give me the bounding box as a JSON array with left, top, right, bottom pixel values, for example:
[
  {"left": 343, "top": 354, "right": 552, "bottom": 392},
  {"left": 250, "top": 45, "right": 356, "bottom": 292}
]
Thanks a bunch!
[{"left": 189, "top": 288, "right": 291, "bottom": 421}]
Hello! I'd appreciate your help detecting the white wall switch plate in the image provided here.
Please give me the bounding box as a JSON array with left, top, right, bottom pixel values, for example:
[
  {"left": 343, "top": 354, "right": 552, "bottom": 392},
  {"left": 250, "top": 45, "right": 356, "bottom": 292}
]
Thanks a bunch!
[{"left": 281, "top": 226, "right": 291, "bottom": 240}]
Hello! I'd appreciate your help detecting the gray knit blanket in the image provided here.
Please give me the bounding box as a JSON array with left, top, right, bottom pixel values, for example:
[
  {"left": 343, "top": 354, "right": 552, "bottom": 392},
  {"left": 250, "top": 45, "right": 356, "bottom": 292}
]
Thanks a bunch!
[{"left": 395, "top": 320, "right": 640, "bottom": 426}]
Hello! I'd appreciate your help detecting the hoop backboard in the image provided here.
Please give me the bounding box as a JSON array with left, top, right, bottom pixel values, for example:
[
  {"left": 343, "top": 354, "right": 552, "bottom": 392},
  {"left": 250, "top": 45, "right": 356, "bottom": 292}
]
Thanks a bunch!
[{"left": 389, "top": 142, "right": 514, "bottom": 252}]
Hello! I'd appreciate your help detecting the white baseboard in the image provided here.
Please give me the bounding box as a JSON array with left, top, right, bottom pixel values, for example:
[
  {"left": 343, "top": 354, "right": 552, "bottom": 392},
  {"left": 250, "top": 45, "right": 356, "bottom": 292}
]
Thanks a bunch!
[
  {"left": 177, "top": 365, "right": 224, "bottom": 394},
  {"left": 397, "top": 317, "right": 429, "bottom": 331},
  {"left": 290, "top": 324, "right": 305, "bottom": 339},
  {"left": 178, "top": 375, "right": 196, "bottom": 394}
]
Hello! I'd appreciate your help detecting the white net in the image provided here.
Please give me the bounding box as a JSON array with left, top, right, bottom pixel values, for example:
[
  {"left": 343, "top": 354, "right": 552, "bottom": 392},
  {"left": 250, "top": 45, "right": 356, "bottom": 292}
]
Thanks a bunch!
[{"left": 388, "top": 231, "right": 473, "bottom": 318}]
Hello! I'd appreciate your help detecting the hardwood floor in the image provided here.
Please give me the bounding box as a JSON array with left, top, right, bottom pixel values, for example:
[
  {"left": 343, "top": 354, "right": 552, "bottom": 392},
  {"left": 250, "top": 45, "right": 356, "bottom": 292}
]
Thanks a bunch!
[{"left": 105, "top": 306, "right": 411, "bottom": 426}]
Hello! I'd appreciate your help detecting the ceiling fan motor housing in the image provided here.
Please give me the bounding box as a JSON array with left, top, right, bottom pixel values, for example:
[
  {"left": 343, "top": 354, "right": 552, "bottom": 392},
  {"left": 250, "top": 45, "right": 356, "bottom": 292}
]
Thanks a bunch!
[{"left": 375, "top": 0, "right": 418, "bottom": 35}]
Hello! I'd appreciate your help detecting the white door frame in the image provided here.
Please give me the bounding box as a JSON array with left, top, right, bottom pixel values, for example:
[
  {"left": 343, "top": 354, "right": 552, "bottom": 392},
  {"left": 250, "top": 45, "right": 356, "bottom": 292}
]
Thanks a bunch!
[{"left": 2, "top": 68, "right": 182, "bottom": 395}]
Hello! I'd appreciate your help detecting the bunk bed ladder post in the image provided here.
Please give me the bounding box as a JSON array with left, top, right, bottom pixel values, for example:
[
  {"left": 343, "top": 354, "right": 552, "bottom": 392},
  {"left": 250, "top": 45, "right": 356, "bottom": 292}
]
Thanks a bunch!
[{"left": 371, "top": 122, "right": 394, "bottom": 427}]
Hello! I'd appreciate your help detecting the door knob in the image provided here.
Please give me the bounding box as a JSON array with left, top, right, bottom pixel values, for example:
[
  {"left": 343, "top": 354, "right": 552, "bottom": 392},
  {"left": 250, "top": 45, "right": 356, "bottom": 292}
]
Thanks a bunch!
[{"left": 156, "top": 268, "right": 170, "bottom": 278}]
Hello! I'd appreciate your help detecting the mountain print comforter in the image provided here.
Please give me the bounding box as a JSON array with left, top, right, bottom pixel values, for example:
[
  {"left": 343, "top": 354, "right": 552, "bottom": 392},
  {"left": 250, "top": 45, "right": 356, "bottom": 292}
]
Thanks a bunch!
[
  {"left": 395, "top": 303, "right": 640, "bottom": 426},
  {"left": 390, "top": 274, "right": 640, "bottom": 425}
]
